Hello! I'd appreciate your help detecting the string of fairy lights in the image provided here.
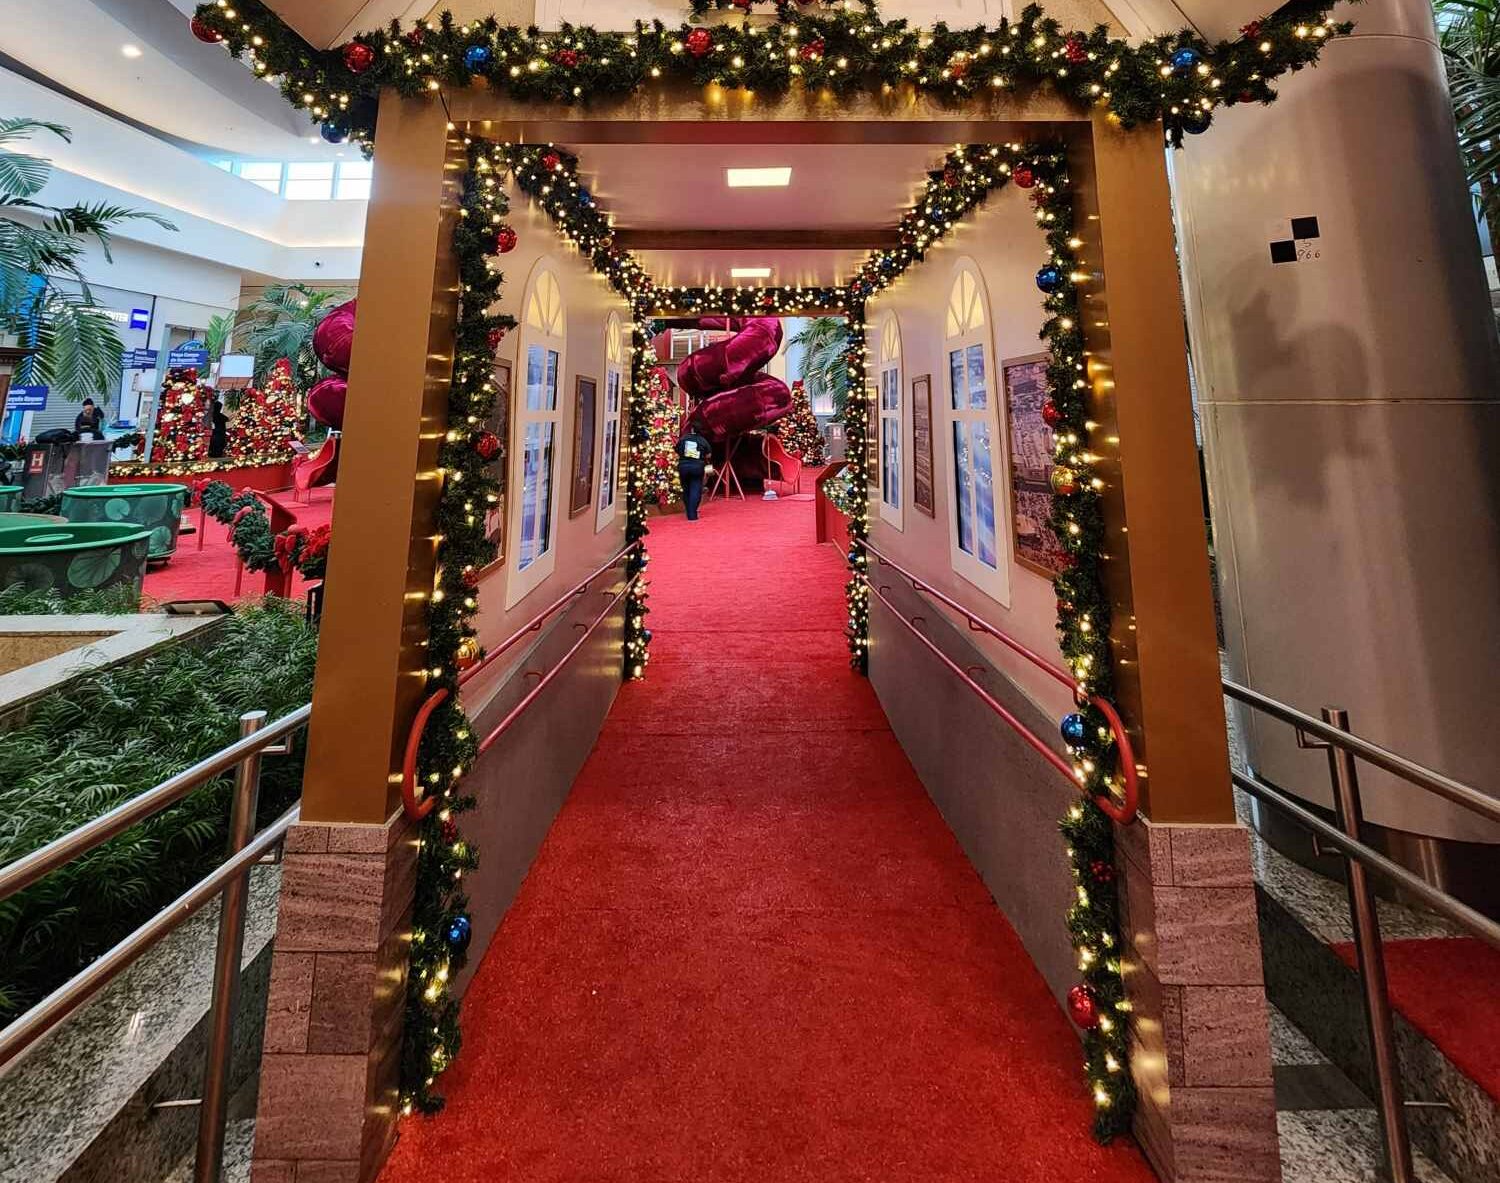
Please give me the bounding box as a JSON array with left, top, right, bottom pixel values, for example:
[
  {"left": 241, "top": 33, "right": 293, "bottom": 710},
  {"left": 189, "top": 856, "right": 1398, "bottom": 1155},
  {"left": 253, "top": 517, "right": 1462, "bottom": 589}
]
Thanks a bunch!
[{"left": 183, "top": 0, "right": 1353, "bottom": 1140}]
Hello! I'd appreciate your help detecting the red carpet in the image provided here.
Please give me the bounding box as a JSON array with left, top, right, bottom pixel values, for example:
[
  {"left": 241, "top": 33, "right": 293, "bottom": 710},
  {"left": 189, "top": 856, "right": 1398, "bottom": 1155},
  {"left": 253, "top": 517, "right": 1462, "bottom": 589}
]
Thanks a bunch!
[
  {"left": 1333, "top": 937, "right": 1500, "bottom": 1103},
  {"left": 379, "top": 495, "right": 1155, "bottom": 1183},
  {"left": 140, "top": 488, "right": 331, "bottom": 606}
]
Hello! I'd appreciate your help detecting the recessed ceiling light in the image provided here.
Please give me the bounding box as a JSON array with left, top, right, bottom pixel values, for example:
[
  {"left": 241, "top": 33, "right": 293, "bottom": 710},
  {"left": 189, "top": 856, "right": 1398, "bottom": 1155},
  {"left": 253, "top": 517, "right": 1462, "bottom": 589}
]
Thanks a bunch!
[
  {"left": 726, "top": 167, "right": 791, "bottom": 188},
  {"left": 121, "top": 44, "right": 143, "bottom": 58},
  {"left": 730, "top": 267, "right": 773, "bottom": 279}
]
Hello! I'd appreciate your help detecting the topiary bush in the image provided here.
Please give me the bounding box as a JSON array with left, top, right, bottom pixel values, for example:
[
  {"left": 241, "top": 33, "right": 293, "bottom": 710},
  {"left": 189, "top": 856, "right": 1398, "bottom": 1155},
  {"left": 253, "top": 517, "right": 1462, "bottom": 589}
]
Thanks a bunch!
[{"left": 0, "top": 600, "right": 316, "bottom": 1019}]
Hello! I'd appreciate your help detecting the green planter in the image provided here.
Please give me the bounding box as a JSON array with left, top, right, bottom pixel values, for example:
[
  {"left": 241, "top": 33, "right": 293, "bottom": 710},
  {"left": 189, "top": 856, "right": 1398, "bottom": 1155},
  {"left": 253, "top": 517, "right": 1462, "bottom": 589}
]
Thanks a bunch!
[
  {"left": 0, "top": 523, "right": 152, "bottom": 599},
  {"left": 0, "top": 488, "right": 20, "bottom": 513},
  {"left": 61, "top": 483, "right": 190, "bottom": 561},
  {"left": 0, "top": 513, "right": 67, "bottom": 530}
]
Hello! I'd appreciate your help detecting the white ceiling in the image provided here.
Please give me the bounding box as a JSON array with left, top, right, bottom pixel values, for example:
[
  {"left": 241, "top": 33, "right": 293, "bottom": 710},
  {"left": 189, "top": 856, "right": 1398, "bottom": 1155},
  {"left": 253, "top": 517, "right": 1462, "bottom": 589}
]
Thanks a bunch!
[
  {"left": 577, "top": 143, "right": 946, "bottom": 234},
  {"left": 634, "top": 249, "right": 874, "bottom": 290}
]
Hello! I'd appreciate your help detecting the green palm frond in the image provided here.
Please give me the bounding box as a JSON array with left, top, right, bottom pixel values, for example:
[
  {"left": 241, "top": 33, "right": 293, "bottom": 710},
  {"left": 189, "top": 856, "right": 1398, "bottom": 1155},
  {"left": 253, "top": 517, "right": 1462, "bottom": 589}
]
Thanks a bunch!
[
  {"left": 28, "top": 291, "right": 126, "bottom": 399},
  {"left": 1436, "top": 1, "right": 1500, "bottom": 229},
  {"left": 238, "top": 282, "right": 350, "bottom": 387},
  {"left": 788, "top": 316, "right": 853, "bottom": 421}
]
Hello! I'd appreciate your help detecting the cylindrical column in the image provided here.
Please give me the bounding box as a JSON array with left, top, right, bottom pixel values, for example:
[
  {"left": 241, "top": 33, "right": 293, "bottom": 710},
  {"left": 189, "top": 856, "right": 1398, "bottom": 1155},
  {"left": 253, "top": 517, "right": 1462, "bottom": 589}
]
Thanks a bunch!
[
  {"left": 195, "top": 710, "right": 266, "bottom": 1183},
  {"left": 1171, "top": 1, "right": 1500, "bottom": 852}
]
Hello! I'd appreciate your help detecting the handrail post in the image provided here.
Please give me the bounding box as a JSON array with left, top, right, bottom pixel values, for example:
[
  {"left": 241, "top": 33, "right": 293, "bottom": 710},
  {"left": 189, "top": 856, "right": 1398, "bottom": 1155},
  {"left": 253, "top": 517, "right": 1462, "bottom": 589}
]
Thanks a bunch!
[
  {"left": 194, "top": 710, "right": 266, "bottom": 1183},
  {"left": 1321, "top": 706, "right": 1414, "bottom": 1183}
]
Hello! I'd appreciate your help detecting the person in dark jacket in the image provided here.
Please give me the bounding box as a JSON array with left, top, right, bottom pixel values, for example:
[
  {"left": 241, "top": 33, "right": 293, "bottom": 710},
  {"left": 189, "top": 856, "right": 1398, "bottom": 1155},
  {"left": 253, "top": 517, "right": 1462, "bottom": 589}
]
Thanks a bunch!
[
  {"left": 208, "top": 399, "right": 229, "bottom": 458},
  {"left": 73, "top": 399, "right": 105, "bottom": 439},
  {"left": 675, "top": 427, "right": 712, "bottom": 521}
]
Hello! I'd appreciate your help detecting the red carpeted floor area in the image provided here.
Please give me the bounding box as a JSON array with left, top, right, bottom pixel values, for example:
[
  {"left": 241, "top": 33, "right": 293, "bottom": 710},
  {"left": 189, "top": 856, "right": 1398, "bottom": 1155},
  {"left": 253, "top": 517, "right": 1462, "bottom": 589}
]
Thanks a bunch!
[
  {"left": 140, "top": 487, "right": 332, "bottom": 606},
  {"left": 379, "top": 494, "right": 1155, "bottom": 1183},
  {"left": 1333, "top": 937, "right": 1500, "bottom": 1104}
]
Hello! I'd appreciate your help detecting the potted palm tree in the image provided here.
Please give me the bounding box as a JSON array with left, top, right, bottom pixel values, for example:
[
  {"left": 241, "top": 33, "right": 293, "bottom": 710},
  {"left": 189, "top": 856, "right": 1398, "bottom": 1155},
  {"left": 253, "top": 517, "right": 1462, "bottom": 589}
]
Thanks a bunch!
[
  {"left": 0, "top": 119, "right": 174, "bottom": 406},
  {"left": 1437, "top": 1, "right": 1500, "bottom": 274}
]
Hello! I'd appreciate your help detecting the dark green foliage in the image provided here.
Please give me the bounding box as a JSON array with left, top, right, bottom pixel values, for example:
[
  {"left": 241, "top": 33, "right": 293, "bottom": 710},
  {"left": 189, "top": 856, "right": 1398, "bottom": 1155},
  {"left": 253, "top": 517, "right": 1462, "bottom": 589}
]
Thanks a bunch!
[
  {"left": 0, "top": 581, "right": 140, "bottom": 615},
  {"left": 199, "top": 479, "right": 278, "bottom": 573},
  {"left": 19, "top": 494, "right": 61, "bottom": 516},
  {"left": 0, "top": 601, "right": 316, "bottom": 1020}
]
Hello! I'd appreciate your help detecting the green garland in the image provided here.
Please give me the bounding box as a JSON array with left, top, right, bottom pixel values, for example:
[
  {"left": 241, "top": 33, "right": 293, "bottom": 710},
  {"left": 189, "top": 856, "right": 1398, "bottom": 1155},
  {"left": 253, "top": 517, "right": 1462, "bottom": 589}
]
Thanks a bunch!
[{"left": 192, "top": 0, "right": 1351, "bottom": 148}]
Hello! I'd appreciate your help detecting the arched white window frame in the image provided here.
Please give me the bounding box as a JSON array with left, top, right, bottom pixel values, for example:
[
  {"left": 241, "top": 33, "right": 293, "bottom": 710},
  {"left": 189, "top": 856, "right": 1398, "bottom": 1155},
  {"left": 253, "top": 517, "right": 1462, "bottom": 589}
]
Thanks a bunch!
[
  {"left": 595, "top": 313, "right": 626, "bottom": 532},
  {"left": 876, "top": 311, "right": 904, "bottom": 530},
  {"left": 943, "top": 259, "right": 1011, "bottom": 606},
  {"left": 506, "top": 261, "right": 567, "bottom": 607}
]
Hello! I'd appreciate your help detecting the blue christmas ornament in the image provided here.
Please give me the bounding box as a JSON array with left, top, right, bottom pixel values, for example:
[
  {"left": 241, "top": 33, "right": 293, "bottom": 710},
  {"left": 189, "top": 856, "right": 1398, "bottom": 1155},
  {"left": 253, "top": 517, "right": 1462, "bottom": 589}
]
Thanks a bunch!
[
  {"left": 1060, "top": 712, "right": 1089, "bottom": 746},
  {"left": 1035, "top": 265, "right": 1065, "bottom": 294},
  {"left": 641, "top": 629, "right": 653, "bottom": 642},
  {"left": 578, "top": 188, "right": 594, "bottom": 207},
  {"left": 1171, "top": 46, "right": 1201, "bottom": 73},
  {"left": 464, "top": 44, "right": 492, "bottom": 70},
  {"left": 319, "top": 121, "right": 346, "bottom": 144},
  {"left": 1183, "top": 109, "right": 1213, "bottom": 135},
  {"left": 445, "top": 913, "right": 472, "bottom": 952}
]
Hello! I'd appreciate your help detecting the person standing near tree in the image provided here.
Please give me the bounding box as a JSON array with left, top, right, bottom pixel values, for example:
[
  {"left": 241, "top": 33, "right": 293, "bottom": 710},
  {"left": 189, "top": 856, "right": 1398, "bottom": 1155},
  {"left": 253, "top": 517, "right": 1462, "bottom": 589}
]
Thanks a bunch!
[{"left": 675, "top": 426, "right": 712, "bottom": 522}]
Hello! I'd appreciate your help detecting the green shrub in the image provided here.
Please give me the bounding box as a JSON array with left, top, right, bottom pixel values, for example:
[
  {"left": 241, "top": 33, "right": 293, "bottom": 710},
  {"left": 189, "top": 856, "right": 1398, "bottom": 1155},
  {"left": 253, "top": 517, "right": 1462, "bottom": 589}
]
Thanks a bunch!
[
  {"left": 0, "top": 600, "right": 316, "bottom": 1019},
  {"left": 0, "top": 582, "right": 142, "bottom": 615}
]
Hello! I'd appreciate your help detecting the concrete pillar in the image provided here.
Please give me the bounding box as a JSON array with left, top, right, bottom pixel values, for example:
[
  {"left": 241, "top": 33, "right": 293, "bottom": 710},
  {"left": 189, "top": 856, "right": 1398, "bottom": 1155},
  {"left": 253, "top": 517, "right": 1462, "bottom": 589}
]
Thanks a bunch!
[{"left": 1169, "top": 0, "right": 1500, "bottom": 875}]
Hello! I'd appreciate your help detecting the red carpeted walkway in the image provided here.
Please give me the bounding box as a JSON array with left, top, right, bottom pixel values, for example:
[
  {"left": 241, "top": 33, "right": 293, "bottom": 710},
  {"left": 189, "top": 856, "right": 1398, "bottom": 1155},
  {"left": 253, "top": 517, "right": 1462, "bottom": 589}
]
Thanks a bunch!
[{"left": 379, "top": 494, "right": 1155, "bottom": 1183}]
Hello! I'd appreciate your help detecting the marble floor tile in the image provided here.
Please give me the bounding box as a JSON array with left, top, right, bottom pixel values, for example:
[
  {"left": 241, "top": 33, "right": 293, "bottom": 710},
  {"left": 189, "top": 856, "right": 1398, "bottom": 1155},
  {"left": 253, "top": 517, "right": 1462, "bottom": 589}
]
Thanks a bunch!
[{"left": 1279, "top": 1110, "right": 1454, "bottom": 1183}]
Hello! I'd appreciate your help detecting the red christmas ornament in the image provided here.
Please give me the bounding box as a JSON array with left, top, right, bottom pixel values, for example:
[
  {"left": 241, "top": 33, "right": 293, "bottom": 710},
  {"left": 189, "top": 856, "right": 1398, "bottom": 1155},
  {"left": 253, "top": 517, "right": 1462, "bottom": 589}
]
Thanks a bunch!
[
  {"left": 732, "top": 0, "right": 754, "bottom": 7},
  {"left": 486, "top": 326, "right": 507, "bottom": 352},
  {"left": 493, "top": 225, "right": 518, "bottom": 254},
  {"left": 405, "top": 25, "right": 425, "bottom": 47},
  {"left": 943, "top": 167, "right": 961, "bottom": 188},
  {"left": 541, "top": 151, "right": 562, "bottom": 172},
  {"left": 1041, "top": 401, "right": 1064, "bottom": 427},
  {"left": 441, "top": 816, "right": 459, "bottom": 844},
  {"left": 686, "top": 28, "right": 713, "bottom": 57},
  {"left": 948, "top": 55, "right": 968, "bottom": 79},
  {"left": 189, "top": 16, "right": 223, "bottom": 43},
  {"left": 1065, "top": 36, "right": 1088, "bottom": 65},
  {"left": 1012, "top": 165, "right": 1037, "bottom": 189},
  {"left": 760, "top": 295, "right": 775, "bottom": 308},
  {"left": 800, "top": 38, "right": 825, "bottom": 63},
  {"left": 555, "top": 48, "right": 580, "bottom": 68},
  {"left": 1090, "top": 859, "right": 1116, "bottom": 883},
  {"left": 474, "top": 431, "right": 501, "bottom": 461},
  {"left": 1241, "top": 20, "right": 1262, "bottom": 39},
  {"left": 461, "top": 568, "right": 480, "bottom": 590},
  {"left": 1067, "top": 984, "right": 1101, "bottom": 1029},
  {"left": 342, "top": 42, "right": 375, "bottom": 73},
  {"left": 654, "top": 453, "right": 670, "bottom": 469}
]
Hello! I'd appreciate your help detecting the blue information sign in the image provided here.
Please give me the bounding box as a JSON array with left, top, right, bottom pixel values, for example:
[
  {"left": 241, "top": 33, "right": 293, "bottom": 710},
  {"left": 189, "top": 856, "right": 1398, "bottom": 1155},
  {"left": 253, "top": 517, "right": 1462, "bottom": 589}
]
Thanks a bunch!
[
  {"left": 167, "top": 342, "right": 209, "bottom": 370},
  {"left": 129, "top": 308, "right": 151, "bottom": 331},
  {"left": 6, "top": 385, "right": 48, "bottom": 411},
  {"left": 122, "top": 349, "right": 159, "bottom": 370}
]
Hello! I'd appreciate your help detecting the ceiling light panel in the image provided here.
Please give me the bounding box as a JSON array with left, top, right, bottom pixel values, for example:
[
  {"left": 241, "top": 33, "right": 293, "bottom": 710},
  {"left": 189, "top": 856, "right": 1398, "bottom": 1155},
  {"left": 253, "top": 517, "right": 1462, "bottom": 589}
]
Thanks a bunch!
[
  {"left": 726, "top": 167, "right": 792, "bottom": 188},
  {"left": 730, "top": 267, "right": 773, "bottom": 278}
]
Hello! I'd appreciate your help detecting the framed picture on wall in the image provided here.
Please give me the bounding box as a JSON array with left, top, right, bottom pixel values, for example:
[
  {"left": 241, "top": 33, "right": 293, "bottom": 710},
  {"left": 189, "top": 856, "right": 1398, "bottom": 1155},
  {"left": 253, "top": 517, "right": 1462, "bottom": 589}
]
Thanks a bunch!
[
  {"left": 911, "top": 374, "right": 935, "bottom": 517},
  {"left": 1002, "top": 352, "right": 1069, "bottom": 578},
  {"left": 570, "top": 374, "right": 597, "bottom": 517},
  {"left": 484, "top": 358, "right": 511, "bottom": 554},
  {"left": 864, "top": 380, "right": 879, "bottom": 487}
]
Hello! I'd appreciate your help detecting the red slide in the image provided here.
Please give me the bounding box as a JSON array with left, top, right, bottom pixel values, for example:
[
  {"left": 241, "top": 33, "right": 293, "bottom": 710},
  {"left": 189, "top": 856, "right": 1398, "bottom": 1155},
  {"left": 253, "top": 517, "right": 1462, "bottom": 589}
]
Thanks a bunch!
[
  {"left": 292, "top": 434, "right": 339, "bottom": 501},
  {"left": 678, "top": 316, "right": 792, "bottom": 443}
]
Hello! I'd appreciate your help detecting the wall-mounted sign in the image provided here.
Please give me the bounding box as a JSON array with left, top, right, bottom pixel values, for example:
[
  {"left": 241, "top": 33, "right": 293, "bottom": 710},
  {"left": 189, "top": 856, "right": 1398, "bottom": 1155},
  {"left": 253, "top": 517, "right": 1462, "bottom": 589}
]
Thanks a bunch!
[
  {"left": 167, "top": 342, "right": 210, "bottom": 370},
  {"left": 129, "top": 308, "right": 151, "bottom": 331},
  {"left": 5, "top": 384, "right": 49, "bottom": 412},
  {"left": 122, "top": 349, "right": 159, "bottom": 371},
  {"left": 1003, "top": 353, "right": 1068, "bottom": 579}
]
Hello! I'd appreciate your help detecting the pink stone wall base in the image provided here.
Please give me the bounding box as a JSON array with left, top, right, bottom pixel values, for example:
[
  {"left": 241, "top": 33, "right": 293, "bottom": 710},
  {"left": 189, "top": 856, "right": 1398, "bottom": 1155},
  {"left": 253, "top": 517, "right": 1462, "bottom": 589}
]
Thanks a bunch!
[
  {"left": 252, "top": 811, "right": 416, "bottom": 1183},
  {"left": 1116, "top": 817, "right": 1280, "bottom": 1183}
]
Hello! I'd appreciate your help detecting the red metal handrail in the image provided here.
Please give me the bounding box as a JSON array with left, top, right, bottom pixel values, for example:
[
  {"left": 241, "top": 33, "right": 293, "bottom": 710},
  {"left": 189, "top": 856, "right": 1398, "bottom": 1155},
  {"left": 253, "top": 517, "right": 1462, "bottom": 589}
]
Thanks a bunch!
[
  {"left": 400, "top": 543, "right": 640, "bottom": 820},
  {"left": 861, "top": 543, "right": 1139, "bottom": 824}
]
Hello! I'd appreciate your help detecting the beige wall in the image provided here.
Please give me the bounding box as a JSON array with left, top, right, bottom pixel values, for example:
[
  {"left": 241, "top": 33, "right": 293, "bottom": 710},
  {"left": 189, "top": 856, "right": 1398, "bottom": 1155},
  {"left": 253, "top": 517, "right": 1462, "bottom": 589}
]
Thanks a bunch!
[
  {"left": 865, "top": 185, "right": 1070, "bottom": 721},
  {"left": 464, "top": 178, "right": 631, "bottom": 715}
]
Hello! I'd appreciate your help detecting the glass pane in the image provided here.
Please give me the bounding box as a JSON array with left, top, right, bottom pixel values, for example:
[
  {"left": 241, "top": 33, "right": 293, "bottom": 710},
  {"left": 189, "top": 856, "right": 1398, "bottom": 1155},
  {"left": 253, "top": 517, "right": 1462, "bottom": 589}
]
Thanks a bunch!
[
  {"left": 519, "top": 421, "right": 555, "bottom": 569},
  {"left": 966, "top": 344, "right": 987, "bottom": 410},
  {"left": 882, "top": 415, "right": 900, "bottom": 509},
  {"left": 544, "top": 350, "right": 559, "bottom": 410},
  {"left": 949, "top": 349, "right": 965, "bottom": 411},
  {"left": 525, "top": 346, "right": 545, "bottom": 411},
  {"left": 972, "top": 420, "right": 998, "bottom": 568},
  {"left": 600, "top": 421, "right": 618, "bottom": 509},
  {"left": 334, "top": 160, "right": 373, "bottom": 200},
  {"left": 237, "top": 161, "right": 282, "bottom": 195},
  {"left": 284, "top": 162, "right": 334, "bottom": 201},
  {"left": 953, "top": 422, "right": 974, "bottom": 556},
  {"left": 607, "top": 370, "right": 620, "bottom": 412}
]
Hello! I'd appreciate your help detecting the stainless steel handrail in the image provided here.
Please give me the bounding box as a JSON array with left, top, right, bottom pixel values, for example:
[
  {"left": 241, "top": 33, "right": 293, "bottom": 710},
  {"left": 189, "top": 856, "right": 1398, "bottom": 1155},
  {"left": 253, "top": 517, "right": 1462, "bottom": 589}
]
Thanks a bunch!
[
  {"left": 1226, "top": 685, "right": 1500, "bottom": 1183},
  {"left": 0, "top": 705, "right": 311, "bottom": 1183}
]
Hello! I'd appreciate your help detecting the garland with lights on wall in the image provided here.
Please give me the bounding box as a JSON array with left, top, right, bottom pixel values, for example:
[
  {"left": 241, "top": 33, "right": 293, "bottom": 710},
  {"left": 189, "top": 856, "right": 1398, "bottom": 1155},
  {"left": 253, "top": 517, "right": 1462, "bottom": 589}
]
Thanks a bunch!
[{"left": 191, "top": 0, "right": 1352, "bottom": 151}]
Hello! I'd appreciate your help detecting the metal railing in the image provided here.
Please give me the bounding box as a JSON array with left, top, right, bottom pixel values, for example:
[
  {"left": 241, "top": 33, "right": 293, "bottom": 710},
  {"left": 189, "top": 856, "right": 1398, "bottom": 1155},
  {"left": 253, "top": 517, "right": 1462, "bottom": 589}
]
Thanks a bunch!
[
  {"left": 0, "top": 704, "right": 311, "bottom": 1183},
  {"left": 401, "top": 543, "right": 640, "bottom": 819},
  {"left": 862, "top": 541, "right": 1139, "bottom": 823},
  {"left": 1224, "top": 681, "right": 1500, "bottom": 1183}
]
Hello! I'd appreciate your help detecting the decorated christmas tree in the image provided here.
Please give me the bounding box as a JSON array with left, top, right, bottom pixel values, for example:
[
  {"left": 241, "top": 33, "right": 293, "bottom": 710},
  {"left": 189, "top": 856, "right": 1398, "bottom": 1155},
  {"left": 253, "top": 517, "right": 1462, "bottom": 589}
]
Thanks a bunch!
[
  {"left": 637, "top": 359, "right": 682, "bottom": 509},
  {"left": 772, "top": 379, "right": 826, "bottom": 464},
  {"left": 231, "top": 358, "right": 300, "bottom": 459},
  {"left": 150, "top": 367, "right": 210, "bottom": 464}
]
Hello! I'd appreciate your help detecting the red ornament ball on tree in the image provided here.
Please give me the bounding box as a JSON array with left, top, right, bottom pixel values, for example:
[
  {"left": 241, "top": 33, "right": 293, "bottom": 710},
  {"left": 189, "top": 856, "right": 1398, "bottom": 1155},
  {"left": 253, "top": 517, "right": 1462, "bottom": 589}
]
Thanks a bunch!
[
  {"left": 555, "top": 48, "right": 580, "bottom": 68},
  {"left": 1067, "top": 984, "right": 1101, "bottom": 1029},
  {"left": 686, "top": 29, "right": 713, "bottom": 57},
  {"left": 493, "top": 225, "right": 518, "bottom": 254},
  {"left": 949, "top": 56, "right": 968, "bottom": 79},
  {"left": 441, "top": 816, "right": 459, "bottom": 844},
  {"left": 474, "top": 431, "right": 501, "bottom": 461},
  {"left": 1241, "top": 20, "right": 1263, "bottom": 39},
  {"left": 1012, "top": 165, "right": 1037, "bottom": 189},
  {"left": 1041, "top": 401, "right": 1063, "bottom": 427},
  {"left": 1065, "top": 36, "right": 1088, "bottom": 65},
  {"left": 189, "top": 16, "right": 223, "bottom": 43},
  {"left": 405, "top": 25, "right": 425, "bottom": 46},
  {"left": 943, "top": 167, "right": 961, "bottom": 188},
  {"left": 541, "top": 152, "right": 561, "bottom": 172},
  {"left": 342, "top": 42, "right": 375, "bottom": 73},
  {"left": 1090, "top": 859, "right": 1116, "bottom": 883},
  {"left": 486, "top": 326, "right": 507, "bottom": 352},
  {"left": 800, "top": 39, "right": 825, "bottom": 62},
  {"left": 461, "top": 568, "right": 480, "bottom": 590}
]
